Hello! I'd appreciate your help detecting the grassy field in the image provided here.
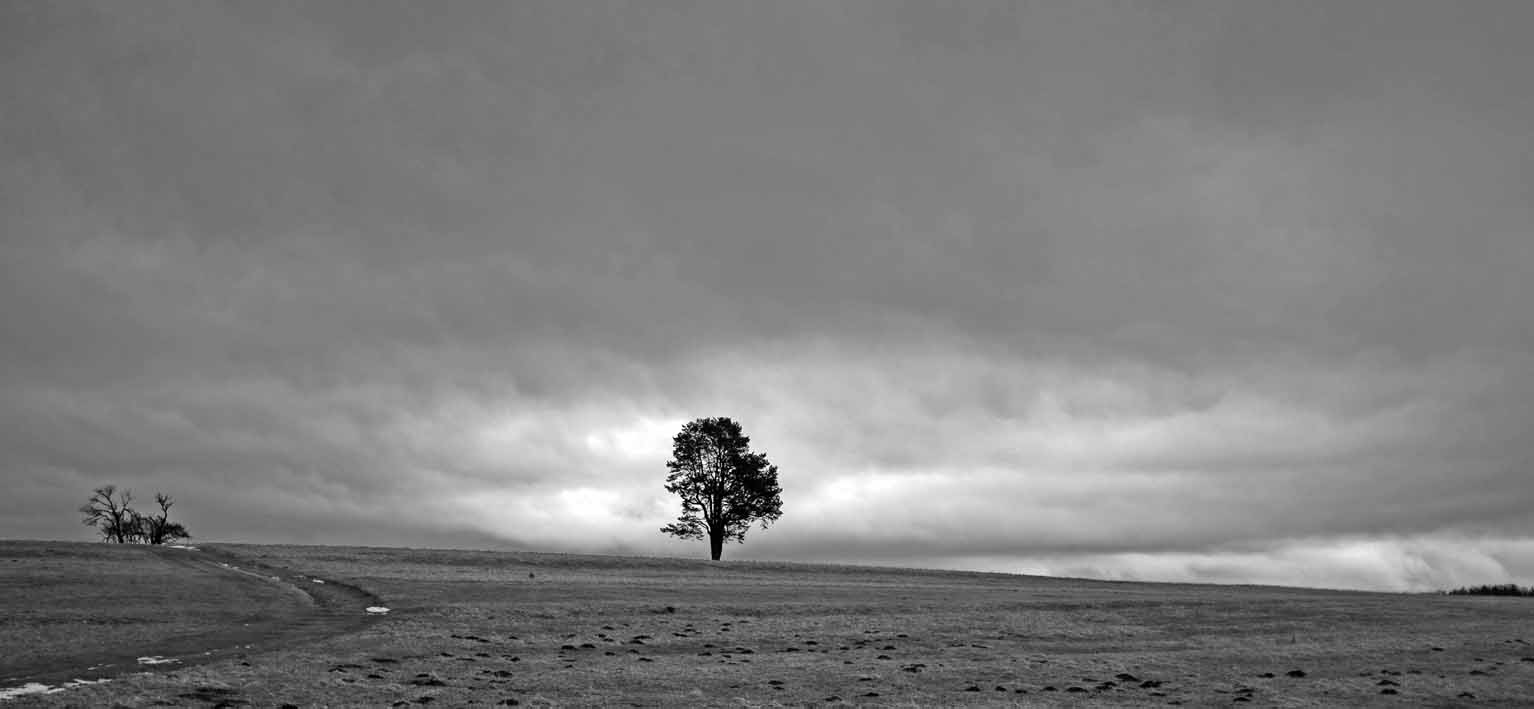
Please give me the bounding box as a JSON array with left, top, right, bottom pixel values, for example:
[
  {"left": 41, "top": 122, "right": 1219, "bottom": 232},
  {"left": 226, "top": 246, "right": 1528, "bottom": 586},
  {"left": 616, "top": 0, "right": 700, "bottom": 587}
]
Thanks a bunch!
[
  {"left": 3, "top": 541, "right": 1533, "bottom": 707},
  {"left": 0, "top": 542, "right": 308, "bottom": 684}
]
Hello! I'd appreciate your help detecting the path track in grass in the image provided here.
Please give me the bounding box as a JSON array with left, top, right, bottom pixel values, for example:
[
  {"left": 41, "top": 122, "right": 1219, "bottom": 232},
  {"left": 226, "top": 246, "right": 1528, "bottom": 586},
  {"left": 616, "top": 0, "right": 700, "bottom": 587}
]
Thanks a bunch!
[{"left": 0, "top": 544, "right": 383, "bottom": 691}]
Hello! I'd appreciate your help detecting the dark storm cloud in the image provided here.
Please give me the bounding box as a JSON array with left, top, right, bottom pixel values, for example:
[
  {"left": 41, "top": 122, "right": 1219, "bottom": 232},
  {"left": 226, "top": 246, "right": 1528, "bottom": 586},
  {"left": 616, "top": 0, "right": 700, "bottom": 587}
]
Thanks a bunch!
[{"left": 2, "top": 1, "right": 1531, "bottom": 590}]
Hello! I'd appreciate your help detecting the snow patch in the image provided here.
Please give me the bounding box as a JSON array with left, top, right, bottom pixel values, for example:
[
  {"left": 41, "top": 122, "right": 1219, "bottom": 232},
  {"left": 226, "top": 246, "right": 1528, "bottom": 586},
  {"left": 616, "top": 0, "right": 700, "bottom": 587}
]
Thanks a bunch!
[
  {"left": 136, "top": 655, "right": 180, "bottom": 665},
  {"left": 312, "top": 579, "right": 325, "bottom": 584},
  {"left": 365, "top": 606, "right": 391, "bottom": 615},
  {"left": 0, "top": 679, "right": 109, "bottom": 702},
  {"left": 166, "top": 544, "right": 198, "bottom": 550},
  {"left": 0, "top": 683, "right": 51, "bottom": 701},
  {"left": 54, "top": 678, "right": 108, "bottom": 693}
]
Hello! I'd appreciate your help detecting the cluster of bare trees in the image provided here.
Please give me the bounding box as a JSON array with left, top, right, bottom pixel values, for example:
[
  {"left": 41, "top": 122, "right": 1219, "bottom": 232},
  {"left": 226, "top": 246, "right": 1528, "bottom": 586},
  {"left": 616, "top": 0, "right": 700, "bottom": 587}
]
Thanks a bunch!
[
  {"left": 80, "top": 485, "right": 191, "bottom": 545},
  {"left": 1445, "top": 584, "right": 1534, "bottom": 597}
]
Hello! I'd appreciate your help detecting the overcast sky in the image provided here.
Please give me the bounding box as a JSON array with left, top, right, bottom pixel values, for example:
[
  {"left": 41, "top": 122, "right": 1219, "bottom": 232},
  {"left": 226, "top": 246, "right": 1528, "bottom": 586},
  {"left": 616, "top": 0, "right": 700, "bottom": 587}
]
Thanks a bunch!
[{"left": 3, "top": 1, "right": 1532, "bottom": 591}]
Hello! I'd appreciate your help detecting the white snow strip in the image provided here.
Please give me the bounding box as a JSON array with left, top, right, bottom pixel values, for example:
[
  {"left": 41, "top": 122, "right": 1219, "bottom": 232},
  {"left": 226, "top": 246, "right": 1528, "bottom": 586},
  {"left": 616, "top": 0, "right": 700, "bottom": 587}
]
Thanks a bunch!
[
  {"left": 136, "top": 656, "right": 180, "bottom": 665},
  {"left": 0, "top": 683, "right": 51, "bottom": 701},
  {"left": 365, "top": 606, "right": 390, "bottom": 615},
  {"left": 166, "top": 544, "right": 198, "bottom": 550},
  {"left": 47, "top": 679, "right": 109, "bottom": 695},
  {"left": 312, "top": 579, "right": 325, "bottom": 584},
  {"left": 0, "top": 679, "right": 109, "bottom": 702}
]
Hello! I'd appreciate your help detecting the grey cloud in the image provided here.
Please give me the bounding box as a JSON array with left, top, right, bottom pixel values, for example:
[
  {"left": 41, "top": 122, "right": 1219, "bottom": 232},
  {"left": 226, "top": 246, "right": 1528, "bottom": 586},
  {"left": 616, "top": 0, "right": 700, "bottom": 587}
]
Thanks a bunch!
[
  {"left": 2, "top": 1, "right": 1531, "bottom": 589},
  {"left": 678, "top": 343, "right": 1534, "bottom": 556}
]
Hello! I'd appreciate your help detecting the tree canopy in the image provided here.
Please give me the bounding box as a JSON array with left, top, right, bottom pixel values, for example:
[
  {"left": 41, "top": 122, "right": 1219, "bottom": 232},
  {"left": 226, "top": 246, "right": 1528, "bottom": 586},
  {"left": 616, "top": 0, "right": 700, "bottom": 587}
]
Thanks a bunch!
[{"left": 660, "top": 417, "right": 783, "bottom": 560}]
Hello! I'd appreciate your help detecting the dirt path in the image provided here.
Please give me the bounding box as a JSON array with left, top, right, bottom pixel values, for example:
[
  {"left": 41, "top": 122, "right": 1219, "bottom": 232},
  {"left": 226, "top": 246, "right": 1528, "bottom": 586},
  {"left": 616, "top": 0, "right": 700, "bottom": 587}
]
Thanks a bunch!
[{"left": 0, "top": 545, "right": 384, "bottom": 691}]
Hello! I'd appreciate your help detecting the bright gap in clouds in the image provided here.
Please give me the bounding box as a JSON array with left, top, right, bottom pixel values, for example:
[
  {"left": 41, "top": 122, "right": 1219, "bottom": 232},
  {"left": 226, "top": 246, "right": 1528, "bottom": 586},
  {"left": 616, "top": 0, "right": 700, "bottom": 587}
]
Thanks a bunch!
[
  {"left": 403, "top": 342, "right": 1534, "bottom": 592},
  {"left": 581, "top": 416, "right": 684, "bottom": 462}
]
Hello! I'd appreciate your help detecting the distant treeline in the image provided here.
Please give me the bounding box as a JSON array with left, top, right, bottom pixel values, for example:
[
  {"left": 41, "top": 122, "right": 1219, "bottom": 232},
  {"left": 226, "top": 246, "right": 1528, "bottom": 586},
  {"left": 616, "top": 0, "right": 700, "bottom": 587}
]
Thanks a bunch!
[{"left": 1444, "top": 584, "right": 1534, "bottom": 597}]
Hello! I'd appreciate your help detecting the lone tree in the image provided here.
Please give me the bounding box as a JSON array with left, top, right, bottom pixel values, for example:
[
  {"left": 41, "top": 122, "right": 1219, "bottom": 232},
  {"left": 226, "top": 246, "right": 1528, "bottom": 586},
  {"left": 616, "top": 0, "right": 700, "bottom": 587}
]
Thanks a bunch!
[{"left": 660, "top": 417, "right": 783, "bottom": 560}]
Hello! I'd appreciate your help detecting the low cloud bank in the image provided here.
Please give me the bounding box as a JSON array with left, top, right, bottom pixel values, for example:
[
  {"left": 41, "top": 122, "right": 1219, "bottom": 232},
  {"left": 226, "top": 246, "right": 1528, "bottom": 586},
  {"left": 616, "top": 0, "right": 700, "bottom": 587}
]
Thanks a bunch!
[{"left": 941, "top": 536, "right": 1534, "bottom": 592}]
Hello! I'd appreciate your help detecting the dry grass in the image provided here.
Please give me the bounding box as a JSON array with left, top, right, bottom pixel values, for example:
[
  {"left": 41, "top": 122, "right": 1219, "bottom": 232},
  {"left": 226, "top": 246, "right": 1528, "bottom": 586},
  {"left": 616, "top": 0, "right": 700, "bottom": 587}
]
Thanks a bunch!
[
  {"left": 5, "top": 542, "right": 1534, "bottom": 707},
  {"left": 0, "top": 541, "right": 302, "bottom": 681}
]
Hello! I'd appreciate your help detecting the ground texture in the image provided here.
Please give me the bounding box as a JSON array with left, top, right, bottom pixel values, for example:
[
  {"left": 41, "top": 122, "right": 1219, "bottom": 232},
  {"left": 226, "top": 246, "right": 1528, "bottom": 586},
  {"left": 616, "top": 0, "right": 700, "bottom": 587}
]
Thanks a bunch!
[{"left": 2, "top": 542, "right": 1533, "bottom": 707}]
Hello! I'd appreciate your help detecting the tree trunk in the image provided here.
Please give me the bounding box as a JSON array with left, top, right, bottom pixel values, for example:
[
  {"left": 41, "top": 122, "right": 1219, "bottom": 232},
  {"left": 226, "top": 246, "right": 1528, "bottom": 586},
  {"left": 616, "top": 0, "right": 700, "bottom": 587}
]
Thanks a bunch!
[{"left": 709, "top": 528, "right": 724, "bottom": 561}]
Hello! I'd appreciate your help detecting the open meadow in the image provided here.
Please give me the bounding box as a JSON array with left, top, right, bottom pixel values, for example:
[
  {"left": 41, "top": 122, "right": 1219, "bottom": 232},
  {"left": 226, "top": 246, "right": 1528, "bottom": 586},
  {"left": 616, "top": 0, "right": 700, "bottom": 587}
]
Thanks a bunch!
[{"left": 2, "top": 541, "right": 1532, "bottom": 707}]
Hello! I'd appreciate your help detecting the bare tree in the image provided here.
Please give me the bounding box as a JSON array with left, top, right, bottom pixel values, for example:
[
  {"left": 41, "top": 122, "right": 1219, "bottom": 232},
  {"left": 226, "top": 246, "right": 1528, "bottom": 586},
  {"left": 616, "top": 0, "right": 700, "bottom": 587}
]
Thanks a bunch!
[
  {"left": 141, "top": 493, "right": 190, "bottom": 545},
  {"left": 79, "top": 485, "right": 136, "bottom": 543}
]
